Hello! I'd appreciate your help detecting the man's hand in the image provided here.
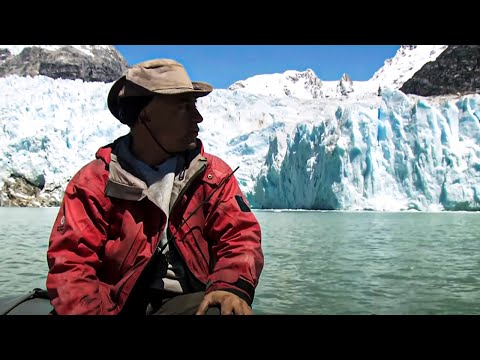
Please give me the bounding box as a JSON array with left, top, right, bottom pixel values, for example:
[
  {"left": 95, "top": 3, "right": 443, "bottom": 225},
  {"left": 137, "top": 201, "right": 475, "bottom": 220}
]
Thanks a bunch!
[{"left": 196, "top": 290, "right": 253, "bottom": 315}]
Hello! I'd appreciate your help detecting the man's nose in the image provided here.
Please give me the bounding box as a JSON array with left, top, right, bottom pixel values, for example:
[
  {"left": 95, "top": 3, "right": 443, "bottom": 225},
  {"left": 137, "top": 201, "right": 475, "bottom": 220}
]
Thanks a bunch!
[{"left": 192, "top": 107, "right": 203, "bottom": 123}]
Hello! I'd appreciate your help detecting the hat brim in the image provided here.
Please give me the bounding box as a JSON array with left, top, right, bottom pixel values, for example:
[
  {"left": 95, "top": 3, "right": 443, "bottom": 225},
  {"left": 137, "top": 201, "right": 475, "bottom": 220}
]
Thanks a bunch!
[{"left": 107, "top": 76, "right": 213, "bottom": 121}]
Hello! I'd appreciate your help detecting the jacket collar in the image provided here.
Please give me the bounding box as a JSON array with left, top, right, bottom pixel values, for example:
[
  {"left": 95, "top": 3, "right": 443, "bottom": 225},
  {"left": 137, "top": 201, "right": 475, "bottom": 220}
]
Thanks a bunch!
[{"left": 97, "top": 136, "right": 208, "bottom": 211}]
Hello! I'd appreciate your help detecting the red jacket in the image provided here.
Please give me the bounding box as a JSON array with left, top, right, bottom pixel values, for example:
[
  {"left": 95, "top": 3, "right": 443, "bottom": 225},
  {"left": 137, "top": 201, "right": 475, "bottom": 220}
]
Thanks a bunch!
[{"left": 46, "top": 139, "right": 264, "bottom": 315}]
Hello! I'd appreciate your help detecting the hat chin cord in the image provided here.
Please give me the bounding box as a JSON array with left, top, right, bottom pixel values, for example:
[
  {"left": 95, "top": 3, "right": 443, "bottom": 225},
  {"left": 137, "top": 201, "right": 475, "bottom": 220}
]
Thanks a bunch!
[{"left": 141, "top": 119, "right": 177, "bottom": 157}]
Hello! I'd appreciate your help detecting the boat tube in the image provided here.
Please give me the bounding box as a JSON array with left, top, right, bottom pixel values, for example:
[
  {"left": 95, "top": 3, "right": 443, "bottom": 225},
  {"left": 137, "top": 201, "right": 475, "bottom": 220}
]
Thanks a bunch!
[{"left": 0, "top": 288, "right": 53, "bottom": 315}]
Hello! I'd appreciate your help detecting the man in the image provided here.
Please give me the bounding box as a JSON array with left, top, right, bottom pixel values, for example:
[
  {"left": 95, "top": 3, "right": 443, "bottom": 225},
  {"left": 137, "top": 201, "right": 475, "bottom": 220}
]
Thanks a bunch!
[{"left": 46, "top": 59, "right": 264, "bottom": 315}]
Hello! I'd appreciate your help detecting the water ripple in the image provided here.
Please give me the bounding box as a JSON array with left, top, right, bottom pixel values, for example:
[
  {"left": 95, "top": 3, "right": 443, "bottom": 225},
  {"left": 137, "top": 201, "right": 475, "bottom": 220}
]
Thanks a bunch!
[
  {"left": 1, "top": 208, "right": 480, "bottom": 314},
  {"left": 253, "top": 211, "right": 480, "bottom": 315}
]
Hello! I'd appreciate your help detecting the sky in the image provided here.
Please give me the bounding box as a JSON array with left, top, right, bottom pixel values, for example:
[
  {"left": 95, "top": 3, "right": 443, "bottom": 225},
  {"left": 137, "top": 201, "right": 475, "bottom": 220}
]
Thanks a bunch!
[{"left": 114, "top": 45, "right": 401, "bottom": 89}]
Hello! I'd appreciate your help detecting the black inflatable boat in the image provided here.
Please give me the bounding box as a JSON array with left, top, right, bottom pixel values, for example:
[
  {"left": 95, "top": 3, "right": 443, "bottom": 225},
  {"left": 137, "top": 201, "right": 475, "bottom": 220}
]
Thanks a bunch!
[{"left": 0, "top": 288, "right": 53, "bottom": 315}]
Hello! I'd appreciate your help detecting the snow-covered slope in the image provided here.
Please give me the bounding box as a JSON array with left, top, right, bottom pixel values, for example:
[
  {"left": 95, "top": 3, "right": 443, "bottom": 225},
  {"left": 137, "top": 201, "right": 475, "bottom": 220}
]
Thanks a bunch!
[{"left": 227, "top": 45, "right": 448, "bottom": 101}]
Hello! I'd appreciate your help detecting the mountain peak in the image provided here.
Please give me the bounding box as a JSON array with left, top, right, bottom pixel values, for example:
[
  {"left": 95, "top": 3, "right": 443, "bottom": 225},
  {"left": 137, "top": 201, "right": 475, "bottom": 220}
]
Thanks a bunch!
[
  {"left": 0, "top": 45, "right": 127, "bottom": 83},
  {"left": 340, "top": 73, "right": 352, "bottom": 83},
  {"left": 369, "top": 45, "right": 448, "bottom": 89},
  {"left": 228, "top": 68, "right": 324, "bottom": 99},
  {"left": 226, "top": 46, "right": 453, "bottom": 100},
  {"left": 337, "top": 73, "right": 354, "bottom": 96}
]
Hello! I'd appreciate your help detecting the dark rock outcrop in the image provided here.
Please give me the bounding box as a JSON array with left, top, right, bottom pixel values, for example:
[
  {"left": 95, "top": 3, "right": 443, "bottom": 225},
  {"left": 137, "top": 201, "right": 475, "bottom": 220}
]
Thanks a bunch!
[
  {"left": 0, "top": 45, "right": 128, "bottom": 83},
  {"left": 338, "top": 73, "right": 354, "bottom": 96},
  {"left": 0, "top": 48, "right": 13, "bottom": 64},
  {"left": 1, "top": 175, "right": 62, "bottom": 207},
  {"left": 400, "top": 45, "right": 480, "bottom": 96}
]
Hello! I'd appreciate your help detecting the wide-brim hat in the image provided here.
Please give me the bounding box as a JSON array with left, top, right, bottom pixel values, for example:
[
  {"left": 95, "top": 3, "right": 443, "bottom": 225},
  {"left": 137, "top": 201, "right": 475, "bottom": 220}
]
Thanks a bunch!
[{"left": 108, "top": 58, "right": 213, "bottom": 121}]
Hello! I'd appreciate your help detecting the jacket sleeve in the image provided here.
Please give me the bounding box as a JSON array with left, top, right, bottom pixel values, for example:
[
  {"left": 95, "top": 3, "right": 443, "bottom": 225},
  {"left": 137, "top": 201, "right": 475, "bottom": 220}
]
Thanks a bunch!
[
  {"left": 46, "top": 177, "right": 119, "bottom": 315},
  {"left": 204, "top": 168, "right": 264, "bottom": 306}
]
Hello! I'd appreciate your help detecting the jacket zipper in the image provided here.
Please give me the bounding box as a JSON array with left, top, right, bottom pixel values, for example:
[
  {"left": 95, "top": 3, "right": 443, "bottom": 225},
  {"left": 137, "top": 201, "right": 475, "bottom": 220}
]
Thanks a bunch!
[
  {"left": 169, "top": 162, "right": 207, "bottom": 213},
  {"left": 157, "top": 163, "right": 207, "bottom": 286}
]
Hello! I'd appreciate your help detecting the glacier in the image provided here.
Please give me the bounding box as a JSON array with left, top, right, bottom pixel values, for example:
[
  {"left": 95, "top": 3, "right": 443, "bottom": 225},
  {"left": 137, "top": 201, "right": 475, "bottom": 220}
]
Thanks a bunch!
[
  {"left": 252, "top": 89, "right": 480, "bottom": 211},
  {"left": 0, "top": 54, "right": 479, "bottom": 211}
]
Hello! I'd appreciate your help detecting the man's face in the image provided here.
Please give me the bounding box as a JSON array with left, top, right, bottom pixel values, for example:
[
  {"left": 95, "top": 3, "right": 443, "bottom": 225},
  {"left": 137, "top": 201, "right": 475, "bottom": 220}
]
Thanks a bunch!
[{"left": 142, "top": 94, "right": 203, "bottom": 152}]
